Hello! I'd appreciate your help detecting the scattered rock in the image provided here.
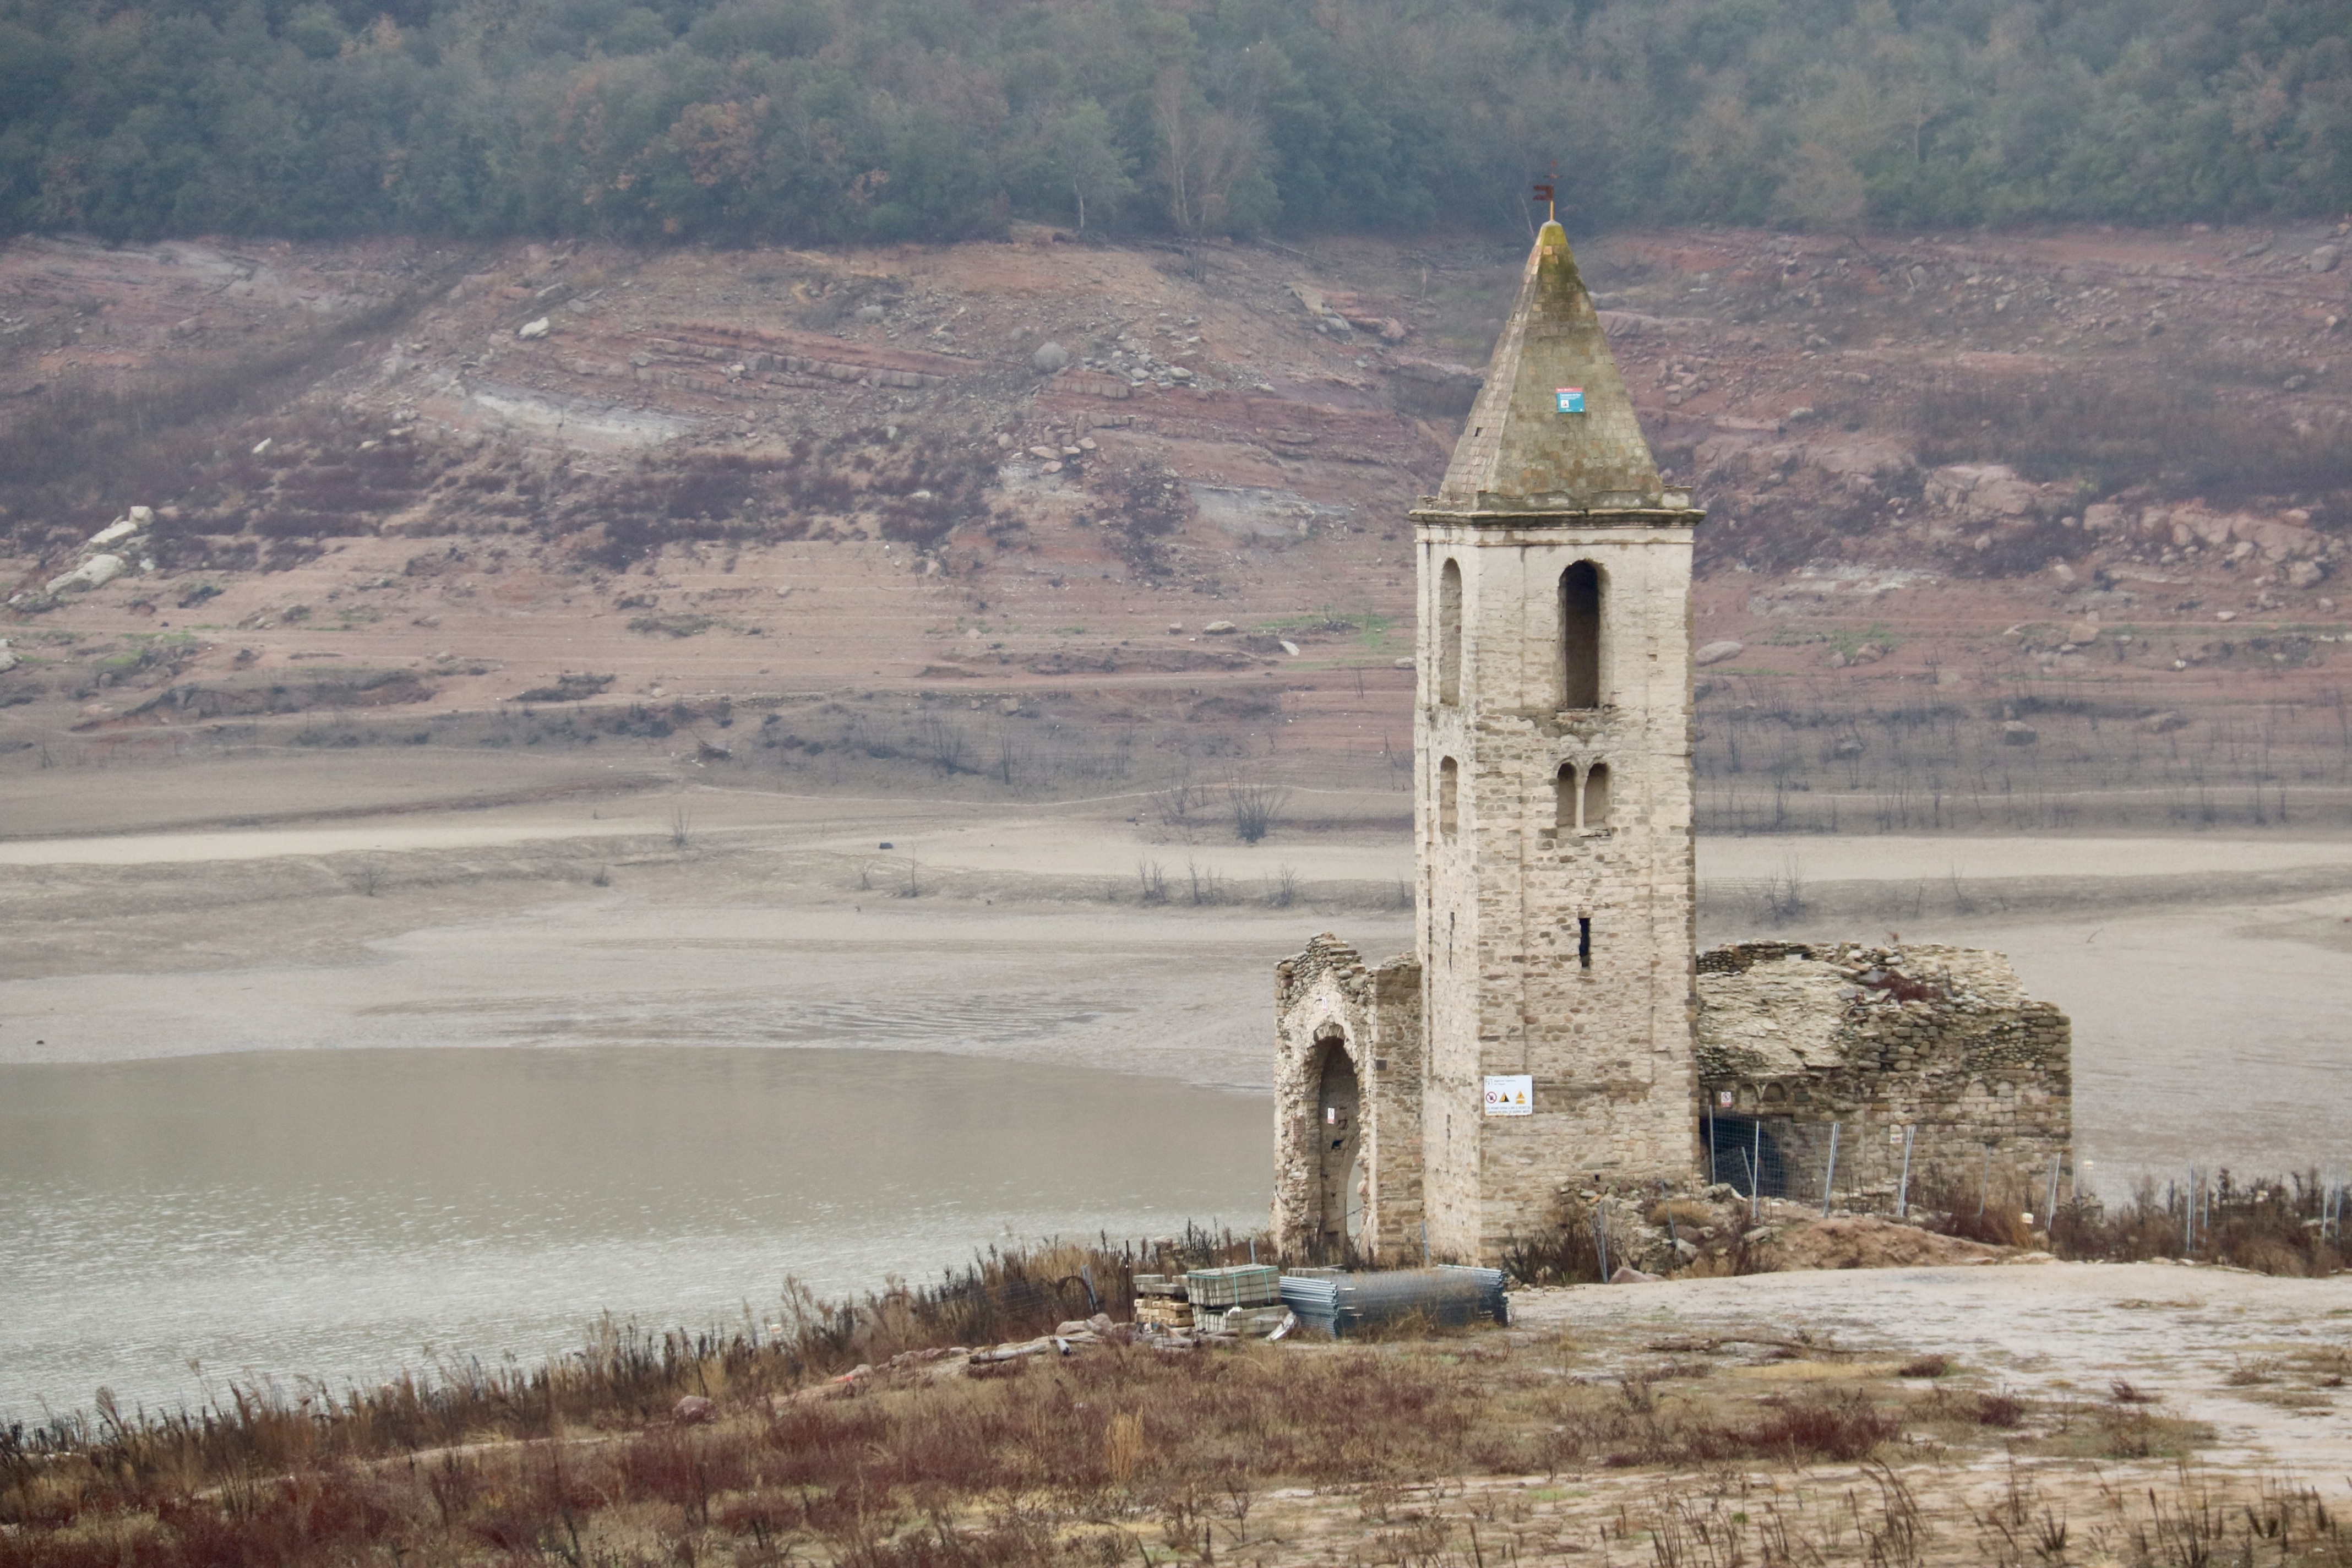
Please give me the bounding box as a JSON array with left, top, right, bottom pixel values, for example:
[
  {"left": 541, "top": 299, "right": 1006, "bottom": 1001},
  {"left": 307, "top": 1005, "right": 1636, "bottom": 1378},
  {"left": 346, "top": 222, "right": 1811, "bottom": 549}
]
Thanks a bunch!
[
  {"left": 1765, "top": 1215, "right": 2009, "bottom": 1271},
  {"left": 2288, "top": 560, "right": 2328, "bottom": 589},
  {"left": 1694, "top": 639, "right": 1744, "bottom": 666},
  {"left": 1203, "top": 620, "right": 1237, "bottom": 634},
  {"left": 1030, "top": 341, "right": 1070, "bottom": 373},
  {"left": 855, "top": 304, "right": 888, "bottom": 322},
  {"left": 2311, "top": 245, "right": 2342, "bottom": 274},
  {"left": 47, "top": 554, "right": 125, "bottom": 595},
  {"left": 516, "top": 317, "right": 551, "bottom": 340}
]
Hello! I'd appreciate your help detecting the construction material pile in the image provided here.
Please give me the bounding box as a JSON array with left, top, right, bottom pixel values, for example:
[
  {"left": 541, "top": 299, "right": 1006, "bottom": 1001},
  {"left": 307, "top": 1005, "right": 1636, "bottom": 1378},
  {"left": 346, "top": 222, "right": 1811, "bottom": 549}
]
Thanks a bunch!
[{"left": 1134, "top": 1264, "right": 1289, "bottom": 1341}]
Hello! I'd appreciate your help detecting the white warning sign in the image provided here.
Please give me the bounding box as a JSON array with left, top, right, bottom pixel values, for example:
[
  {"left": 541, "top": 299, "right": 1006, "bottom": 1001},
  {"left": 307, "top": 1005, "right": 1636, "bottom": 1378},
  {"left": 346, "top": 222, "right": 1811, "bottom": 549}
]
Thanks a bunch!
[{"left": 1483, "top": 1074, "right": 1533, "bottom": 1117}]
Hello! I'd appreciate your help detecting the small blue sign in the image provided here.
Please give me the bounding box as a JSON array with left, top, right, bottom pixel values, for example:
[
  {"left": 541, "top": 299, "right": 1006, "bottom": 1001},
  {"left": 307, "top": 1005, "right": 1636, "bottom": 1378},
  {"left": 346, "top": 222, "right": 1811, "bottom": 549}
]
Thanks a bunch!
[{"left": 1556, "top": 386, "right": 1586, "bottom": 414}]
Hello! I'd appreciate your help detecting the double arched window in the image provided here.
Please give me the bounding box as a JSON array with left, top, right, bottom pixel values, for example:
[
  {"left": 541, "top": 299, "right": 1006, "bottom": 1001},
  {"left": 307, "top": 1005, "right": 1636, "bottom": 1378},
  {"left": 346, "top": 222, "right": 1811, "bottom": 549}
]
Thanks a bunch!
[{"left": 1553, "top": 760, "right": 1612, "bottom": 830}]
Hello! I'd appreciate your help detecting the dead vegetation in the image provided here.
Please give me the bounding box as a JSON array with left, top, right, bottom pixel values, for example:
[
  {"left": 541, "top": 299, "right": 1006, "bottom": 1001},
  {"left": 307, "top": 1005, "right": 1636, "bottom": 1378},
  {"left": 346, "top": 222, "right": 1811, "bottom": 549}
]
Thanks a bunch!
[{"left": 0, "top": 1234, "right": 2220, "bottom": 1568}]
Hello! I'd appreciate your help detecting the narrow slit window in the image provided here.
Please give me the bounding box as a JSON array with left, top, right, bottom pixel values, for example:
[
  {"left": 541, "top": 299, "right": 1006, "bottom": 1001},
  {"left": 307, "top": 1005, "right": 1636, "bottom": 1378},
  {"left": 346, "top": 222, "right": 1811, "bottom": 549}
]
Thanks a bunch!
[
  {"left": 1554, "top": 763, "right": 1577, "bottom": 829},
  {"left": 1561, "top": 560, "right": 1602, "bottom": 709},
  {"left": 1582, "top": 761, "right": 1611, "bottom": 827},
  {"left": 1437, "top": 558, "right": 1463, "bottom": 706},
  {"left": 1439, "top": 756, "right": 1460, "bottom": 841},
  {"left": 1577, "top": 916, "right": 1592, "bottom": 969}
]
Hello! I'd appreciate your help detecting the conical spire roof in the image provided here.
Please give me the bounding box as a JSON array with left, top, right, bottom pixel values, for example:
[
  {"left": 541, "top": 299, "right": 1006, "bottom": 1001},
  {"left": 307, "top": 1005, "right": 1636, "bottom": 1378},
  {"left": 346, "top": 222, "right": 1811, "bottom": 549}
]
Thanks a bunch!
[{"left": 1426, "top": 221, "right": 1682, "bottom": 516}]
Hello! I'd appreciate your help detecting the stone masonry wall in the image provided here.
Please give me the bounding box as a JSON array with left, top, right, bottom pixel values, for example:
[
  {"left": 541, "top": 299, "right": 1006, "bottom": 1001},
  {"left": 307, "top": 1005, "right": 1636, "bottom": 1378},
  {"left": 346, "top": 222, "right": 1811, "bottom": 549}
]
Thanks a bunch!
[
  {"left": 1695, "top": 942, "right": 2072, "bottom": 1202},
  {"left": 1271, "top": 934, "right": 1425, "bottom": 1262},
  {"left": 1413, "top": 519, "right": 1700, "bottom": 1262}
]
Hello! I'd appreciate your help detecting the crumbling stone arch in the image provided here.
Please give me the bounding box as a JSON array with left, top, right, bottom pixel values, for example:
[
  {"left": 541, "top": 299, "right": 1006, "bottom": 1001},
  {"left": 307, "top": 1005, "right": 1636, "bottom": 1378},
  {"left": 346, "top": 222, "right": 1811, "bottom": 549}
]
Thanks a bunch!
[
  {"left": 1271, "top": 935, "right": 1425, "bottom": 1263},
  {"left": 1310, "top": 1027, "right": 1364, "bottom": 1254}
]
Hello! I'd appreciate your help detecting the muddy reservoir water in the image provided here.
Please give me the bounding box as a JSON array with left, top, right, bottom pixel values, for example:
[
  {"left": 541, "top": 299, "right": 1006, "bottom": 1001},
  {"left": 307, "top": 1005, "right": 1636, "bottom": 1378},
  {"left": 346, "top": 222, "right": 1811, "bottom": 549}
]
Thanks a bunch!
[{"left": 0, "top": 1048, "right": 1270, "bottom": 1420}]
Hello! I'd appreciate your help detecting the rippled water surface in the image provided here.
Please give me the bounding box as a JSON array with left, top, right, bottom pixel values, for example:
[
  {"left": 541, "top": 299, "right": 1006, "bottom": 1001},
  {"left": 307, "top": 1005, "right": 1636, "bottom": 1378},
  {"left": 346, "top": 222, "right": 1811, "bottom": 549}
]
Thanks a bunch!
[{"left": 0, "top": 1047, "right": 1269, "bottom": 1420}]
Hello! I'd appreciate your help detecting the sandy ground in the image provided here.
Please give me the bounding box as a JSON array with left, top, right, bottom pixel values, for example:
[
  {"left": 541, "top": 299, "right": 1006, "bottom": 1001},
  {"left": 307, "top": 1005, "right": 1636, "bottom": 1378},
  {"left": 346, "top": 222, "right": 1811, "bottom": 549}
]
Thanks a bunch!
[{"left": 1521, "top": 1261, "right": 2352, "bottom": 1474}]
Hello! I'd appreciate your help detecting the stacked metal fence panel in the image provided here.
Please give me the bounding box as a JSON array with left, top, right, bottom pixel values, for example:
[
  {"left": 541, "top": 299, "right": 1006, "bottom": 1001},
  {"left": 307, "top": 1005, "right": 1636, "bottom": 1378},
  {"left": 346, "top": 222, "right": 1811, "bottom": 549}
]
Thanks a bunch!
[{"left": 1277, "top": 1267, "right": 1509, "bottom": 1337}]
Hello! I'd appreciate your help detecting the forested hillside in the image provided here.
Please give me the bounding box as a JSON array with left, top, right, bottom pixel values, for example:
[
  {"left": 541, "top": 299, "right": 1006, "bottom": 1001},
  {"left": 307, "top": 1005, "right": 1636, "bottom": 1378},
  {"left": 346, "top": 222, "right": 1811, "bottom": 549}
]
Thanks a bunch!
[{"left": 3, "top": 0, "right": 2350, "bottom": 246}]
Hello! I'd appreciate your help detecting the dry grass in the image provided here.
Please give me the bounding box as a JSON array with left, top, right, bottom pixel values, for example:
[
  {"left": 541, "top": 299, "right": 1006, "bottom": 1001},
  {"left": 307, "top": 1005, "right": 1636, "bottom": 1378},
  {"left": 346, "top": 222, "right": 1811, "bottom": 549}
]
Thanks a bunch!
[{"left": 3, "top": 1307, "right": 2124, "bottom": 1568}]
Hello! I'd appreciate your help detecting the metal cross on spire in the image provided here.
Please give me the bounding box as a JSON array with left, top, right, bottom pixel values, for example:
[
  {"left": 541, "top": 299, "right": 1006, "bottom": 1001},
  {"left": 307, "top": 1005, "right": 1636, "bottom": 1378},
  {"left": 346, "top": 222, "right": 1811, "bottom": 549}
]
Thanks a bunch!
[{"left": 1531, "top": 161, "right": 1559, "bottom": 222}]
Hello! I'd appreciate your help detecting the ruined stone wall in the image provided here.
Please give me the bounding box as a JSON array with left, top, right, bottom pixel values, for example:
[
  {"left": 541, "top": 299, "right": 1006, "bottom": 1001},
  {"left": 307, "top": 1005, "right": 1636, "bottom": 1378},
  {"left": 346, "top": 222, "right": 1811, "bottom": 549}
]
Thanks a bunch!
[
  {"left": 1413, "top": 520, "right": 1701, "bottom": 1262},
  {"left": 1695, "top": 942, "right": 2072, "bottom": 1202},
  {"left": 1271, "top": 934, "right": 1425, "bottom": 1262}
]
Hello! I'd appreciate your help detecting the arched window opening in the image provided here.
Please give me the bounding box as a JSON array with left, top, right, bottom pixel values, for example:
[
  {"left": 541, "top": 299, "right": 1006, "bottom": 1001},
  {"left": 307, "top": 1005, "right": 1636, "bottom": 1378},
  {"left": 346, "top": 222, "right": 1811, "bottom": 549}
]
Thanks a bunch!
[
  {"left": 1437, "top": 558, "right": 1463, "bottom": 705},
  {"left": 1583, "top": 762, "right": 1611, "bottom": 827},
  {"left": 1561, "top": 560, "right": 1603, "bottom": 709},
  {"left": 1554, "top": 763, "right": 1576, "bottom": 829},
  {"left": 1438, "top": 756, "right": 1460, "bottom": 841}
]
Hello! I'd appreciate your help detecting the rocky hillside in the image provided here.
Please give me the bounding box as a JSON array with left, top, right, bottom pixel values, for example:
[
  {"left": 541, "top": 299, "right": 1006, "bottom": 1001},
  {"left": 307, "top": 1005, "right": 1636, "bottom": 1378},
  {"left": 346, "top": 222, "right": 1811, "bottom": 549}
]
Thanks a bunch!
[{"left": 3, "top": 220, "right": 2349, "bottom": 826}]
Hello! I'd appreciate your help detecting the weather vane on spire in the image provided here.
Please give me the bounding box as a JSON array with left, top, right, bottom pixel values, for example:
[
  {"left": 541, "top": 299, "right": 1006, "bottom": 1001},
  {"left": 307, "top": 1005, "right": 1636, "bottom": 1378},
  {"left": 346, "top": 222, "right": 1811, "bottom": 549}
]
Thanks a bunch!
[{"left": 1531, "top": 161, "right": 1558, "bottom": 222}]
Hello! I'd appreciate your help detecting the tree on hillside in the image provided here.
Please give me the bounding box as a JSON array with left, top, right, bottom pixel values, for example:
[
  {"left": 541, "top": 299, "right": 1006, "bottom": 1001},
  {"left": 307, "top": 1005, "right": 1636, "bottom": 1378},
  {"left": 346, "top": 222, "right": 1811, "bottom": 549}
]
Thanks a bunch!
[
  {"left": 1150, "top": 67, "right": 1272, "bottom": 236},
  {"left": 1046, "top": 99, "right": 1134, "bottom": 231}
]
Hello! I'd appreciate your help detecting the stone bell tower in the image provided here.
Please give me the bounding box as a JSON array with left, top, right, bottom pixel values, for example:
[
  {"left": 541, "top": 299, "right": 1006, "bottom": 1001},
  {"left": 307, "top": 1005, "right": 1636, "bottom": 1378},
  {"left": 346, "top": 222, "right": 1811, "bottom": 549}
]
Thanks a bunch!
[{"left": 1411, "top": 218, "right": 1703, "bottom": 1262}]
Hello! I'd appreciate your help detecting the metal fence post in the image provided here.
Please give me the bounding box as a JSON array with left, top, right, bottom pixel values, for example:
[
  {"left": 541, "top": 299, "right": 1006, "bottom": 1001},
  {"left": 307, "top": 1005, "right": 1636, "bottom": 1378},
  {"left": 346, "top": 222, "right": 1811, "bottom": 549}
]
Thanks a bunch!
[
  {"left": 1896, "top": 1125, "right": 1915, "bottom": 1220},
  {"left": 1753, "top": 1119, "right": 1765, "bottom": 1218},
  {"left": 1821, "top": 1122, "right": 1841, "bottom": 1218},
  {"left": 1660, "top": 1179, "right": 1678, "bottom": 1275}
]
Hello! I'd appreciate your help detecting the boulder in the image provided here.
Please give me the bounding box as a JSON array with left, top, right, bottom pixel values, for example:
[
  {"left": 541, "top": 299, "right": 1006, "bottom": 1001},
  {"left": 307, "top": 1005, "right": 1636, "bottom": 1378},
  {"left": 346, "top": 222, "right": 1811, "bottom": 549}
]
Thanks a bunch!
[
  {"left": 516, "top": 317, "right": 551, "bottom": 340},
  {"left": 2001, "top": 721, "right": 2038, "bottom": 745},
  {"left": 1694, "top": 639, "right": 1744, "bottom": 666},
  {"left": 672, "top": 1395, "right": 716, "bottom": 1425},
  {"left": 2142, "top": 711, "right": 2189, "bottom": 734},
  {"left": 1609, "top": 1266, "right": 1662, "bottom": 1284},
  {"left": 47, "top": 554, "right": 124, "bottom": 595},
  {"left": 2312, "top": 245, "right": 2342, "bottom": 274},
  {"left": 89, "top": 518, "right": 140, "bottom": 547},
  {"left": 1203, "top": 620, "right": 1237, "bottom": 634},
  {"left": 2288, "top": 560, "right": 2328, "bottom": 589},
  {"left": 1030, "top": 341, "right": 1070, "bottom": 373}
]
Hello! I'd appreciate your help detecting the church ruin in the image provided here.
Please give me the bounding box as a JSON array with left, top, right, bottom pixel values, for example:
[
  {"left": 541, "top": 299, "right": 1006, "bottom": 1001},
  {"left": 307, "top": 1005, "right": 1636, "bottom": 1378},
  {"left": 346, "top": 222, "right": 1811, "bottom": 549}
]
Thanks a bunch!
[{"left": 1272, "top": 221, "right": 2071, "bottom": 1264}]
